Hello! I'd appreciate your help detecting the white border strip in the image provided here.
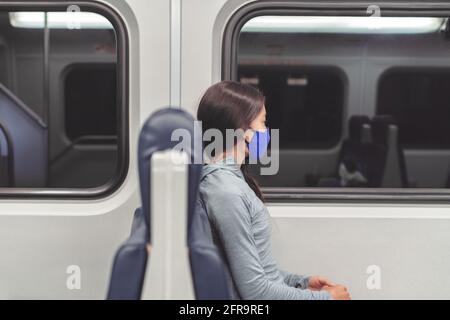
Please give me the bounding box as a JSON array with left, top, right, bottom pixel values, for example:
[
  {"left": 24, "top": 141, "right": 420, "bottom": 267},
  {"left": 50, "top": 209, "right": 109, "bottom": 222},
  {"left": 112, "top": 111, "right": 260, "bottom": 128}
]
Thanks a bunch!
[
  {"left": 170, "top": 0, "right": 182, "bottom": 107},
  {"left": 268, "top": 204, "right": 450, "bottom": 219}
]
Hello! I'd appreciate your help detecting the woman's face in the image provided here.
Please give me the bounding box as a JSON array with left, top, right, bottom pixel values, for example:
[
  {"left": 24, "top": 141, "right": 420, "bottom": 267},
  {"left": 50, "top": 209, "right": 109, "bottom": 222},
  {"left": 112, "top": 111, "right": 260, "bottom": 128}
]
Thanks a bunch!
[{"left": 243, "top": 104, "right": 267, "bottom": 150}]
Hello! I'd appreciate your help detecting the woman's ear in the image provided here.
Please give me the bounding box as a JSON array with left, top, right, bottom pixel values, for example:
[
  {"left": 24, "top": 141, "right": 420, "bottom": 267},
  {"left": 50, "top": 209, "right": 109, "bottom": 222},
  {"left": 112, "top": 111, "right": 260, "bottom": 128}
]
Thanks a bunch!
[{"left": 244, "top": 128, "right": 254, "bottom": 144}]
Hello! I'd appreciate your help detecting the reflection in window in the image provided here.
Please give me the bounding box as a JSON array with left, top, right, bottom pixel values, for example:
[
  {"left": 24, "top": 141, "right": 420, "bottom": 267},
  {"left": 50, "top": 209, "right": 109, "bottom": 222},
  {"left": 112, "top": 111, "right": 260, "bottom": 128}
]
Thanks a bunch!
[
  {"left": 238, "top": 65, "right": 344, "bottom": 149},
  {"left": 9, "top": 11, "right": 113, "bottom": 29},
  {"left": 0, "top": 10, "right": 122, "bottom": 190},
  {"left": 378, "top": 68, "right": 450, "bottom": 149},
  {"left": 65, "top": 64, "right": 117, "bottom": 141},
  {"left": 236, "top": 15, "right": 450, "bottom": 189},
  {"left": 241, "top": 16, "right": 445, "bottom": 34}
]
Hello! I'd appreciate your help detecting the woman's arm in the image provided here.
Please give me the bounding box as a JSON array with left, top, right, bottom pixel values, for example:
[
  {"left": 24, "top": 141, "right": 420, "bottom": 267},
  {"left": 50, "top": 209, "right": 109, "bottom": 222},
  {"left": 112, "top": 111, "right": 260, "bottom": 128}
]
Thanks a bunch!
[
  {"left": 207, "top": 191, "right": 330, "bottom": 300},
  {"left": 280, "top": 271, "right": 336, "bottom": 291},
  {"left": 279, "top": 270, "right": 310, "bottom": 289}
]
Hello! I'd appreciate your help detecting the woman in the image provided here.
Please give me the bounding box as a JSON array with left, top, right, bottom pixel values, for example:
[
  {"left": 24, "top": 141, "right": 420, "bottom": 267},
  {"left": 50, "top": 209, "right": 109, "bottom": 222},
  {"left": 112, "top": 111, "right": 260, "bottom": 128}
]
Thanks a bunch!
[{"left": 196, "top": 81, "right": 350, "bottom": 300}]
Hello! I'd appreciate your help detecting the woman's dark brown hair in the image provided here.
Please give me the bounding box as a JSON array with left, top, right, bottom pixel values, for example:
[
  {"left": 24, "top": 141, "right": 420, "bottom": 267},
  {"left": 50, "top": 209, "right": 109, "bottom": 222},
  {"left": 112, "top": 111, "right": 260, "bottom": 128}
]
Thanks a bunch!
[{"left": 197, "top": 80, "right": 265, "bottom": 201}]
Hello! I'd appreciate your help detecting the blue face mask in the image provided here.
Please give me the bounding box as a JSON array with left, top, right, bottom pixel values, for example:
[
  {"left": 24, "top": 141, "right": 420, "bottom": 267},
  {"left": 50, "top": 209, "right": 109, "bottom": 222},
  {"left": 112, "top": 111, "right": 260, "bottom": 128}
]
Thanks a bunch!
[{"left": 247, "top": 128, "right": 270, "bottom": 162}]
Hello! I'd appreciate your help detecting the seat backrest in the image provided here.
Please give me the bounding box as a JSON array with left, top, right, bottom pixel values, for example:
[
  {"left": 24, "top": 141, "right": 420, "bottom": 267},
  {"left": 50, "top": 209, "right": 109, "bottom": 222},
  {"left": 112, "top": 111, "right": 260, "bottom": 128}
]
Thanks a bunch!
[
  {"left": 338, "top": 115, "right": 371, "bottom": 164},
  {"left": 0, "top": 121, "right": 11, "bottom": 187},
  {"left": 338, "top": 116, "right": 370, "bottom": 186},
  {"left": 0, "top": 83, "right": 47, "bottom": 187},
  {"left": 187, "top": 128, "right": 238, "bottom": 299},
  {"left": 107, "top": 107, "right": 202, "bottom": 300},
  {"left": 189, "top": 195, "right": 240, "bottom": 299},
  {"left": 372, "top": 115, "right": 408, "bottom": 188},
  {"left": 348, "top": 115, "right": 371, "bottom": 142},
  {"left": 138, "top": 108, "right": 202, "bottom": 238},
  {"left": 106, "top": 208, "right": 148, "bottom": 300},
  {"left": 337, "top": 115, "right": 389, "bottom": 187}
]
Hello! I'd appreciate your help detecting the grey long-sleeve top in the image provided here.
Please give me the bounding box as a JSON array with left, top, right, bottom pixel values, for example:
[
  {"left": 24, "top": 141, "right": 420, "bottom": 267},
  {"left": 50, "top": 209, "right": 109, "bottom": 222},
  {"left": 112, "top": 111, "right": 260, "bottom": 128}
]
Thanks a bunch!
[{"left": 198, "top": 158, "right": 331, "bottom": 300}]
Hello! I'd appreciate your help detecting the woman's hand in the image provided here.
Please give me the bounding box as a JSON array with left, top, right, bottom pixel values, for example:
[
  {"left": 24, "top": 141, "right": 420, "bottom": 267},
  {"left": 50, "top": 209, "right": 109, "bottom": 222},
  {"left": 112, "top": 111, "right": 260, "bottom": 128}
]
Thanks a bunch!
[
  {"left": 323, "top": 284, "right": 351, "bottom": 300},
  {"left": 308, "top": 276, "right": 351, "bottom": 300},
  {"left": 308, "top": 276, "right": 335, "bottom": 291}
]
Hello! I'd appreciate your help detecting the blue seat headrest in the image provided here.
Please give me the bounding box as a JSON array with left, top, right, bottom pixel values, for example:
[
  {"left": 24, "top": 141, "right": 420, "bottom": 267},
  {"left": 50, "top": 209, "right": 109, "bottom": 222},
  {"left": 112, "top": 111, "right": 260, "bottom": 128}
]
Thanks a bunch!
[{"left": 138, "top": 107, "right": 202, "bottom": 243}]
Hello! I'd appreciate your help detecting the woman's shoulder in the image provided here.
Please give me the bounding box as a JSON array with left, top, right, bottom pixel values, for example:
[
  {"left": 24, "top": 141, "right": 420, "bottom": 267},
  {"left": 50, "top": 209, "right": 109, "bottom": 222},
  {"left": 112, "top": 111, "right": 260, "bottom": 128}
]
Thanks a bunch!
[
  {"left": 201, "top": 165, "right": 245, "bottom": 188},
  {"left": 200, "top": 168, "right": 251, "bottom": 206},
  {"left": 201, "top": 175, "right": 248, "bottom": 201}
]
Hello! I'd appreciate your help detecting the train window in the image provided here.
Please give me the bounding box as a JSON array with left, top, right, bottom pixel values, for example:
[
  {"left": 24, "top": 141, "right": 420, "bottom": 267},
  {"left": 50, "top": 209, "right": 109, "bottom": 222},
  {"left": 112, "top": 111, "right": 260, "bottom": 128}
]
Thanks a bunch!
[
  {"left": 378, "top": 68, "right": 450, "bottom": 149},
  {"left": 0, "top": 4, "right": 128, "bottom": 197},
  {"left": 225, "top": 8, "right": 450, "bottom": 199}
]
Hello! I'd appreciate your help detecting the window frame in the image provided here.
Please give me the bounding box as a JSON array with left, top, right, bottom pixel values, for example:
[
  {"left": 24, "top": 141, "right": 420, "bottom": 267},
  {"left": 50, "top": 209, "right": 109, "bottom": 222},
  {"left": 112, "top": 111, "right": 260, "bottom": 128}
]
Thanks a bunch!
[
  {"left": 0, "top": 1, "right": 129, "bottom": 199},
  {"left": 222, "top": 0, "right": 450, "bottom": 203}
]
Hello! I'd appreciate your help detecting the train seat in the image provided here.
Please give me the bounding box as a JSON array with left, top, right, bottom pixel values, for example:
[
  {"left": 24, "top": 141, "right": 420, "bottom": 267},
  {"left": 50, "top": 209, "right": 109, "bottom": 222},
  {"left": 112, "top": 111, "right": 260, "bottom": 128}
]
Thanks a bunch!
[
  {"left": 108, "top": 107, "right": 234, "bottom": 300},
  {"left": 316, "top": 115, "right": 387, "bottom": 187},
  {"left": 338, "top": 115, "right": 372, "bottom": 183},
  {"left": 106, "top": 207, "right": 148, "bottom": 300},
  {"left": 107, "top": 107, "right": 202, "bottom": 299},
  {"left": 371, "top": 115, "right": 409, "bottom": 188},
  {"left": 312, "top": 115, "right": 368, "bottom": 187},
  {"left": 0, "top": 122, "right": 11, "bottom": 186},
  {"left": 337, "top": 115, "right": 388, "bottom": 187},
  {"left": 0, "top": 83, "right": 48, "bottom": 187},
  {"left": 190, "top": 192, "right": 240, "bottom": 299}
]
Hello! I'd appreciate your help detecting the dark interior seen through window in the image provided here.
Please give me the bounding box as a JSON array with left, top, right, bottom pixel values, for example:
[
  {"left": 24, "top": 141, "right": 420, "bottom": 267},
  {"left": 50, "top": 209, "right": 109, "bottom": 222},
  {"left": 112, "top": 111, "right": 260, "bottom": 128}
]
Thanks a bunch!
[
  {"left": 65, "top": 64, "right": 117, "bottom": 141},
  {"left": 378, "top": 68, "right": 450, "bottom": 149},
  {"left": 235, "top": 15, "right": 450, "bottom": 190},
  {"left": 238, "top": 66, "right": 344, "bottom": 149}
]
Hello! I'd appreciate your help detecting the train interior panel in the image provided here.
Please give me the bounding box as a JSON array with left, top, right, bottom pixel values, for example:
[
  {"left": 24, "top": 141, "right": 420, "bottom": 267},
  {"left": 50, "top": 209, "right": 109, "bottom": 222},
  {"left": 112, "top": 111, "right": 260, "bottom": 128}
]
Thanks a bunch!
[{"left": 1, "top": 0, "right": 450, "bottom": 303}]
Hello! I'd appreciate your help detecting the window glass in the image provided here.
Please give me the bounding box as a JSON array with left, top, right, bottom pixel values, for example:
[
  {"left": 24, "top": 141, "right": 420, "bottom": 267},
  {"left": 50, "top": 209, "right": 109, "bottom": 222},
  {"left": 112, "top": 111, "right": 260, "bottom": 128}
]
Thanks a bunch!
[
  {"left": 238, "top": 65, "right": 344, "bottom": 149},
  {"left": 65, "top": 64, "right": 117, "bottom": 140},
  {"left": 378, "top": 68, "right": 450, "bottom": 149},
  {"left": 0, "top": 8, "right": 125, "bottom": 192},
  {"left": 236, "top": 15, "right": 450, "bottom": 189}
]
